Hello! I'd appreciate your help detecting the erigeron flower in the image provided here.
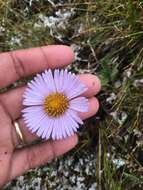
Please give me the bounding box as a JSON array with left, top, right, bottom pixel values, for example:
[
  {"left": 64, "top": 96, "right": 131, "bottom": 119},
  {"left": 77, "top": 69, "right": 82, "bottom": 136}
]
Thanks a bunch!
[{"left": 22, "top": 69, "right": 88, "bottom": 140}]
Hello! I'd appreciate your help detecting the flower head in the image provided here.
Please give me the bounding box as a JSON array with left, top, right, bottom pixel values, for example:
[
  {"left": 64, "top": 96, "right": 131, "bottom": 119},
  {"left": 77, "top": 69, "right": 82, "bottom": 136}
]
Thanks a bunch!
[{"left": 22, "top": 69, "right": 88, "bottom": 140}]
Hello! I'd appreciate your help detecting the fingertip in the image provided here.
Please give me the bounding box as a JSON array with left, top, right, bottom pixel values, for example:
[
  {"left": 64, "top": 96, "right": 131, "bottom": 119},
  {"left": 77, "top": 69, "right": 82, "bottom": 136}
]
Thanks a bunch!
[
  {"left": 78, "top": 74, "right": 101, "bottom": 97},
  {"left": 79, "top": 97, "right": 99, "bottom": 119},
  {"left": 56, "top": 133, "right": 78, "bottom": 148},
  {"left": 45, "top": 45, "right": 75, "bottom": 67},
  {"left": 65, "top": 134, "right": 78, "bottom": 150},
  {"left": 51, "top": 134, "right": 78, "bottom": 157},
  {"left": 92, "top": 97, "right": 100, "bottom": 113},
  {"left": 88, "top": 97, "right": 100, "bottom": 116},
  {"left": 72, "top": 134, "right": 78, "bottom": 147},
  {"left": 60, "top": 45, "right": 75, "bottom": 63}
]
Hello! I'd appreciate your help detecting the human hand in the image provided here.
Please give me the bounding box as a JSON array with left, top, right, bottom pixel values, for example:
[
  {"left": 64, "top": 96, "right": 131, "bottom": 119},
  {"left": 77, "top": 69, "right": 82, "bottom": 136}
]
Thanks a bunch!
[{"left": 0, "top": 45, "right": 100, "bottom": 187}]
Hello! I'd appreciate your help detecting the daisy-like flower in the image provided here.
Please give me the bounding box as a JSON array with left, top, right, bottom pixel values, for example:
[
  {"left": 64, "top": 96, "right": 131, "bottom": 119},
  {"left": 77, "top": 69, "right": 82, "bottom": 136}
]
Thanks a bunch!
[{"left": 22, "top": 69, "right": 88, "bottom": 140}]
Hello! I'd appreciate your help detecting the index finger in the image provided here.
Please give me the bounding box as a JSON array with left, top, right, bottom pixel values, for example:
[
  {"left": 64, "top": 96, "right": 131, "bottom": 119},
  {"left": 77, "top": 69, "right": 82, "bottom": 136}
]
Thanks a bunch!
[{"left": 0, "top": 45, "right": 74, "bottom": 88}]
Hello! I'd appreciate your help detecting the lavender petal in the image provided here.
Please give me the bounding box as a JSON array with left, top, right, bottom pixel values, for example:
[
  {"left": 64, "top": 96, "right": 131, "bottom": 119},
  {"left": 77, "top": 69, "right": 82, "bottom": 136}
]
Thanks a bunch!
[{"left": 69, "top": 97, "right": 89, "bottom": 112}]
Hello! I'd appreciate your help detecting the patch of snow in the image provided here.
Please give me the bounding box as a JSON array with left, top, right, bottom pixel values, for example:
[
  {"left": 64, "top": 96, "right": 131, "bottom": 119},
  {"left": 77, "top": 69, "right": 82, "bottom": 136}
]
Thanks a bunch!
[
  {"left": 9, "top": 36, "right": 22, "bottom": 46},
  {"left": 124, "top": 68, "right": 132, "bottom": 79},
  {"left": 89, "top": 182, "right": 97, "bottom": 190},
  {"left": 0, "top": 26, "right": 5, "bottom": 33},
  {"left": 110, "top": 111, "right": 127, "bottom": 125},
  {"left": 133, "top": 78, "right": 143, "bottom": 87},
  {"left": 106, "top": 93, "right": 117, "bottom": 104},
  {"left": 29, "top": 0, "right": 42, "bottom": 7},
  {"left": 70, "top": 44, "right": 82, "bottom": 61},
  {"left": 112, "top": 158, "right": 125, "bottom": 168},
  {"left": 133, "top": 129, "right": 142, "bottom": 137},
  {"left": 34, "top": 9, "right": 75, "bottom": 41},
  {"left": 115, "top": 80, "right": 122, "bottom": 88}
]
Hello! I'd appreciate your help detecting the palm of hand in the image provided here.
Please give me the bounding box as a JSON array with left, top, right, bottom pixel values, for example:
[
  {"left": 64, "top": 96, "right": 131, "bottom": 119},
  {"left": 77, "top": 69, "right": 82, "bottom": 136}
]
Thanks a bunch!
[{"left": 0, "top": 45, "right": 100, "bottom": 187}]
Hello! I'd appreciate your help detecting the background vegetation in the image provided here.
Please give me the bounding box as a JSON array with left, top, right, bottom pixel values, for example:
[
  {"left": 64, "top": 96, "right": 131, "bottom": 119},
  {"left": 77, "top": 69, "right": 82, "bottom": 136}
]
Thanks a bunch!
[{"left": 1, "top": 0, "right": 143, "bottom": 189}]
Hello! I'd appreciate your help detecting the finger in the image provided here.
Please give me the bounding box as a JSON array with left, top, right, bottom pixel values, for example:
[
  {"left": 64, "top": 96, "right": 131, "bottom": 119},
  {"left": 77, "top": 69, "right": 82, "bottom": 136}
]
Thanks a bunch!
[
  {"left": 13, "top": 97, "right": 99, "bottom": 144},
  {"left": 79, "top": 74, "right": 101, "bottom": 97},
  {"left": 10, "top": 135, "right": 78, "bottom": 180},
  {"left": 0, "top": 74, "right": 101, "bottom": 120},
  {"left": 79, "top": 97, "right": 99, "bottom": 119},
  {"left": 0, "top": 45, "right": 74, "bottom": 88}
]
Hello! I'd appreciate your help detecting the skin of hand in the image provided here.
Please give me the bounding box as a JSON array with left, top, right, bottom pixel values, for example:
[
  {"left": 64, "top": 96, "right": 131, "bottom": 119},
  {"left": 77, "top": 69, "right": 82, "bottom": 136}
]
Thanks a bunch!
[{"left": 0, "top": 45, "right": 101, "bottom": 187}]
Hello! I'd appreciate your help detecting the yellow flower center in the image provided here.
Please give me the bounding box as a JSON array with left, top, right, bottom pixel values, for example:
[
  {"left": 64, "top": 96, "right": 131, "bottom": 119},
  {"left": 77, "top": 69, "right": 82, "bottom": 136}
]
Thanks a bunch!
[{"left": 43, "top": 93, "right": 69, "bottom": 117}]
